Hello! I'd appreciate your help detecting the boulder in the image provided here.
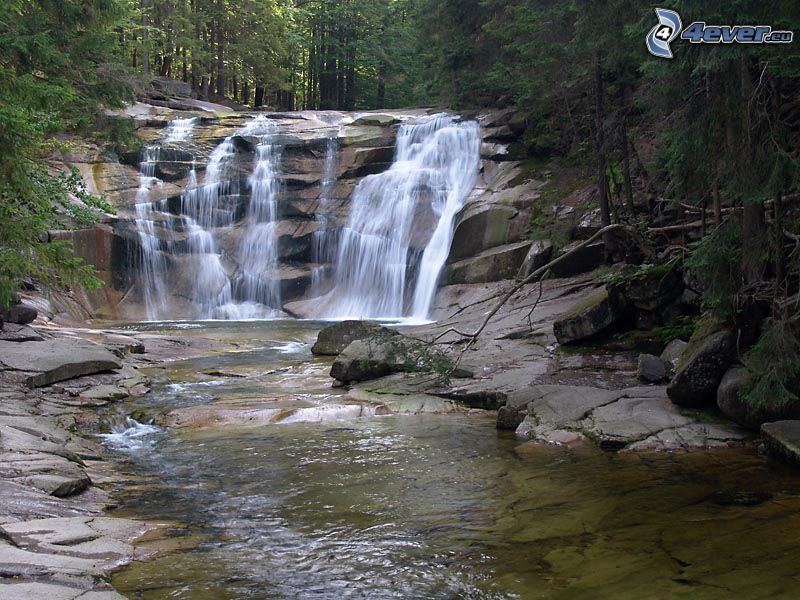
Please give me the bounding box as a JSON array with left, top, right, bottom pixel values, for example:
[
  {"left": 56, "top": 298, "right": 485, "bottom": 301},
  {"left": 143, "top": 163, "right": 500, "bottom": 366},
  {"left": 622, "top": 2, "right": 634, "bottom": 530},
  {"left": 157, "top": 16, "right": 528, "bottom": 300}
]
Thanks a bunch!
[
  {"left": 350, "top": 114, "right": 400, "bottom": 127},
  {"left": 638, "top": 353, "right": 667, "bottom": 383},
  {"left": 517, "top": 239, "right": 554, "bottom": 279},
  {"left": 330, "top": 335, "right": 403, "bottom": 384},
  {"left": 553, "top": 289, "right": 621, "bottom": 345},
  {"left": 443, "top": 241, "right": 533, "bottom": 285},
  {"left": 550, "top": 241, "right": 606, "bottom": 278},
  {"left": 150, "top": 76, "right": 193, "bottom": 98},
  {"left": 761, "top": 421, "right": 800, "bottom": 467},
  {"left": 717, "top": 367, "right": 800, "bottom": 429},
  {"left": 660, "top": 339, "right": 687, "bottom": 374},
  {"left": 329, "top": 330, "right": 450, "bottom": 384},
  {"left": 666, "top": 330, "right": 736, "bottom": 407},
  {"left": 618, "top": 267, "right": 683, "bottom": 312},
  {"left": 0, "top": 338, "right": 122, "bottom": 388},
  {"left": 312, "top": 321, "right": 392, "bottom": 356},
  {"left": 3, "top": 303, "right": 37, "bottom": 325}
]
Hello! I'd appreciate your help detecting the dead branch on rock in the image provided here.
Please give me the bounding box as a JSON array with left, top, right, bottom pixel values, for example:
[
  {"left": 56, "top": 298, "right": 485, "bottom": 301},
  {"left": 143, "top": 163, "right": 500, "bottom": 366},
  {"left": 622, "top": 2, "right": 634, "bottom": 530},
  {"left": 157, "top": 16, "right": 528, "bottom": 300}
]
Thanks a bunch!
[{"left": 432, "top": 223, "right": 651, "bottom": 347}]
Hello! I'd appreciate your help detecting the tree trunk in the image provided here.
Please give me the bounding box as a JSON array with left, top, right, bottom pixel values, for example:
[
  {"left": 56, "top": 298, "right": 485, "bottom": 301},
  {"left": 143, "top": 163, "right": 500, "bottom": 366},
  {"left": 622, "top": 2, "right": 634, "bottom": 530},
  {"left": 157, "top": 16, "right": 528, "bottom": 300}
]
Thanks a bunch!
[
  {"left": 775, "top": 190, "right": 785, "bottom": 288},
  {"left": 141, "top": 0, "right": 150, "bottom": 77},
  {"left": 620, "top": 118, "right": 634, "bottom": 215},
  {"left": 215, "top": 12, "right": 225, "bottom": 97},
  {"left": 254, "top": 85, "right": 265, "bottom": 108},
  {"left": 594, "top": 52, "right": 610, "bottom": 228}
]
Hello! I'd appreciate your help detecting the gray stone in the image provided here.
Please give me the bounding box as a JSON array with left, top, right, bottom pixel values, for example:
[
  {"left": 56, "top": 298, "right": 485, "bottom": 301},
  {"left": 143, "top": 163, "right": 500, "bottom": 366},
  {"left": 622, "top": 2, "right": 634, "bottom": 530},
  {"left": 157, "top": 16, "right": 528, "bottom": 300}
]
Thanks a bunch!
[
  {"left": 761, "top": 421, "right": 800, "bottom": 467},
  {"left": 638, "top": 353, "right": 667, "bottom": 383},
  {"left": 447, "top": 203, "right": 523, "bottom": 263},
  {"left": 329, "top": 334, "right": 404, "bottom": 383},
  {"left": 79, "top": 385, "right": 129, "bottom": 403},
  {"left": 522, "top": 385, "right": 621, "bottom": 430},
  {"left": 580, "top": 396, "right": 693, "bottom": 449},
  {"left": 517, "top": 239, "right": 554, "bottom": 279},
  {"left": 4, "top": 303, "right": 38, "bottom": 325},
  {"left": 553, "top": 289, "right": 621, "bottom": 345},
  {"left": 550, "top": 241, "right": 606, "bottom": 278},
  {"left": 311, "top": 321, "right": 392, "bottom": 356},
  {"left": 0, "top": 324, "right": 44, "bottom": 342},
  {"left": 443, "top": 241, "right": 533, "bottom": 284},
  {"left": 624, "top": 422, "right": 749, "bottom": 452},
  {"left": 150, "top": 76, "right": 192, "bottom": 98},
  {"left": 0, "top": 452, "right": 90, "bottom": 498},
  {"left": 660, "top": 339, "right": 687, "bottom": 372},
  {"left": 667, "top": 330, "right": 736, "bottom": 407},
  {"left": 718, "top": 367, "right": 800, "bottom": 430},
  {"left": 0, "top": 338, "right": 121, "bottom": 387},
  {"left": 350, "top": 114, "right": 399, "bottom": 127}
]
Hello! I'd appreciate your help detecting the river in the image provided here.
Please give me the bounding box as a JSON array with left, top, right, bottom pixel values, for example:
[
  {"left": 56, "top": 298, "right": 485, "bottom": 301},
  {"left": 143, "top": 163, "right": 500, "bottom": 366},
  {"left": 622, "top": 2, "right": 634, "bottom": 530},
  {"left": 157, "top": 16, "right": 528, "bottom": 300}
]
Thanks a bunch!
[{"left": 102, "top": 320, "right": 800, "bottom": 599}]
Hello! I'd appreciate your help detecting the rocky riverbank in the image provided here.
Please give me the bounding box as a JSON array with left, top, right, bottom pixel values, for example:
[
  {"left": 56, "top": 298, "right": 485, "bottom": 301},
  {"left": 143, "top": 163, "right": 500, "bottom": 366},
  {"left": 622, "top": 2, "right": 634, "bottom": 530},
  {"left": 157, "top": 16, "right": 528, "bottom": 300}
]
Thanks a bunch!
[
  {"left": 0, "top": 315, "right": 223, "bottom": 598},
  {"left": 313, "top": 272, "right": 761, "bottom": 454}
]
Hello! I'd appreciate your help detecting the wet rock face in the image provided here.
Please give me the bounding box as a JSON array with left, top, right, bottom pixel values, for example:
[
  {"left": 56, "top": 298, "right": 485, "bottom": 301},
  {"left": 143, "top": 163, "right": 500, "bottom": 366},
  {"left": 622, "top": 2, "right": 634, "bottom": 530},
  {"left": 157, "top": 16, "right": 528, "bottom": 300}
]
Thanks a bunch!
[{"left": 667, "top": 330, "right": 736, "bottom": 407}]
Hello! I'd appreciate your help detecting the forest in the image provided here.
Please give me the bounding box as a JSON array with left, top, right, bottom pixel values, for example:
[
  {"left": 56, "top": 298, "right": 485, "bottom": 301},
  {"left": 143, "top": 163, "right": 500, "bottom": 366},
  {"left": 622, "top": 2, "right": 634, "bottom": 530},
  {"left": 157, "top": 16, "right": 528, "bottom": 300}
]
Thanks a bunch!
[{"left": 2, "top": 0, "right": 800, "bottom": 404}]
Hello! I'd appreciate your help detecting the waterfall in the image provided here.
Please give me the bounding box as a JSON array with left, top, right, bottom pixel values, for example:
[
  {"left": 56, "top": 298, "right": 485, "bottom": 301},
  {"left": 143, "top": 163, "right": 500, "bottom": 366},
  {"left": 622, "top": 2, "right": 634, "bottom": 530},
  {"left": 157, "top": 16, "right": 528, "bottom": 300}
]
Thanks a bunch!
[
  {"left": 133, "top": 146, "right": 170, "bottom": 321},
  {"left": 163, "top": 117, "right": 199, "bottom": 143},
  {"left": 311, "top": 134, "right": 340, "bottom": 295},
  {"left": 131, "top": 115, "right": 287, "bottom": 320},
  {"left": 218, "top": 116, "right": 284, "bottom": 320},
  {"left": 317, "top": 115, "right": 480, "bottom": 320}
]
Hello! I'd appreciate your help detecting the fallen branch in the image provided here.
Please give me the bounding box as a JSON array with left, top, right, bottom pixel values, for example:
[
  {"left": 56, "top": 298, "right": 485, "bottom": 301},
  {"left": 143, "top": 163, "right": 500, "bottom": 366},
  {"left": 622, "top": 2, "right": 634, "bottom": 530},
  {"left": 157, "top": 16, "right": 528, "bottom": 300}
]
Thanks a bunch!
[{"left": 432, "top": 223, "right": 651, "bottom": 347}]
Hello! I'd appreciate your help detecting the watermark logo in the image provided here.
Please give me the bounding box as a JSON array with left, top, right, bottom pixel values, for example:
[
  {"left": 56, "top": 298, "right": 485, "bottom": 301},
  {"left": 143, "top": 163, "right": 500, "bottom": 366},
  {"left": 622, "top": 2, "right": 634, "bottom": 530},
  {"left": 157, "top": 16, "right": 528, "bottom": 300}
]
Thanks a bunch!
[
  {"left": 646, "top": 8, "right": 682, "bottom": 59},
  {"left": 646, "top": 8, "right": 794, "bottom": 58}
]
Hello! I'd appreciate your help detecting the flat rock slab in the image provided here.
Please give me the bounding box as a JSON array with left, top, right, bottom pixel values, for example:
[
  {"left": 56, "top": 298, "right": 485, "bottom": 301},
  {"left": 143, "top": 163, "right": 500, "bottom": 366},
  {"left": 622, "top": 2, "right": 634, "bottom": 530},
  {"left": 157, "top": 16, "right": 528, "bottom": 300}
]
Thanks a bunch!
[
  {"left": 0, "top": 452, "right": 90, "bottom": 497},
  {"left": 515, "top": 384, "right": 749, "bottom": 452},
  {"left": 1, "top": 516, "right": 152, "bottom": 568},
  {"left": 761, "top": 421, "right": 800, "bottom": 467},
  {"left": 0, "top": 581, "right": 124, "bottom": 600},
  {"left": 0, "top": 339, "right": 121, "bottom": 387},
  {"left": 580, "top": 396, "right": 694, "bottom": 449},
  {"left": 0, "top": 480, "right": 98, "bottom": 524},
  {"left": 0, "top": 324, "right": 45, "bottom": 342}
]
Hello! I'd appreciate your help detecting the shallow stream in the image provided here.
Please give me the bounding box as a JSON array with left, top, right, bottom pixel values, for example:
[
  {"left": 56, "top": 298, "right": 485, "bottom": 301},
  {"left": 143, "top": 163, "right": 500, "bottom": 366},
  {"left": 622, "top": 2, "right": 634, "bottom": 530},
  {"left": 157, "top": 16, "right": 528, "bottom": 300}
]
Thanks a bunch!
[{"left": 105, "top": 321, "right": 800, "bottom": 599}]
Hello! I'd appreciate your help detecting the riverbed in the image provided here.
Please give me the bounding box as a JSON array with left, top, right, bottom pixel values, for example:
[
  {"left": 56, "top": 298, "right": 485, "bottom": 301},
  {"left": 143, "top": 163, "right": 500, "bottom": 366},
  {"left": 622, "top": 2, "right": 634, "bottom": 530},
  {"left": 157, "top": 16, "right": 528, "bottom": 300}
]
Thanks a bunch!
[{"left": 102, "top": 320, "right": 800, "bottom": 599}]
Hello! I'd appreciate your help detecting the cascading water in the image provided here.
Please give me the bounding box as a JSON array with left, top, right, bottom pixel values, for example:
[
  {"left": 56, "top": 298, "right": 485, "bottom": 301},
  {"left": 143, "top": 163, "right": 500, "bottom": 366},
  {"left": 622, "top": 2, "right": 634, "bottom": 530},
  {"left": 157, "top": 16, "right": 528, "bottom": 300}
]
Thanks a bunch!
[
  {"left": 315, "top": 115, "right": 480, "bottom": 320},
  {"left": 310, "top": 134, "right": 340, "bottom": 295},
  {"left": 133, "top": 146, "right": 170, "bottom": 321},
  {"left": 219, "top": 116, "right": 285, "bottom": 319},
  {"left": 163, "top": 117, "right": 199, "bottom": 143},
  {"left": 132, "top": 114, "right": 286, "bottom": 320}
]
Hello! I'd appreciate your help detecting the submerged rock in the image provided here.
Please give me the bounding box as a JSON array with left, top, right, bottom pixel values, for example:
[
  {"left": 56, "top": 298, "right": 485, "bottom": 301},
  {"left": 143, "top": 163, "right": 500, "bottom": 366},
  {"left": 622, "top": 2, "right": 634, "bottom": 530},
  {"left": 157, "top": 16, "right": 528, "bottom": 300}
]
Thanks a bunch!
[
  {"left": 311, "top": 321, "right": 393, "bottom": 356},
  {"left": 667, "top": 330, "right": 736, "bottom": 407},
  {"left": 553, "top": 289, "right": 621, "bottom": 345}
]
